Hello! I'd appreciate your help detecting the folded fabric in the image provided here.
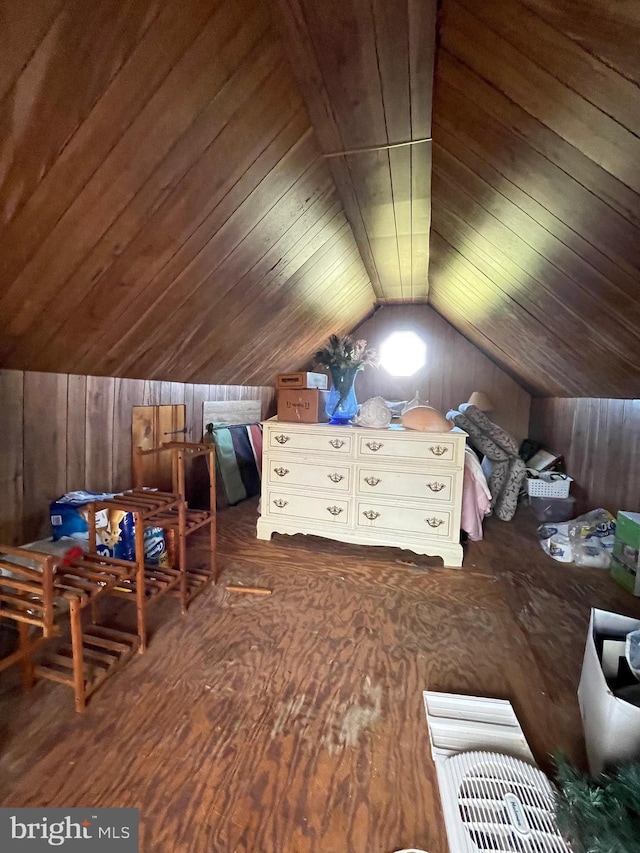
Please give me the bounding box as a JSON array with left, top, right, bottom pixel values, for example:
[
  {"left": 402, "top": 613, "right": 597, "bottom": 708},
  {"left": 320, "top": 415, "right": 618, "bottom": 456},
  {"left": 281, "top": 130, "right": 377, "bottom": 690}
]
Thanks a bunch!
[
  {"left": 448, "top": 405, "right": 525, "bottom": 522},
  {"left": 462, "top": 448, "right": 492, "bottom": 541}
]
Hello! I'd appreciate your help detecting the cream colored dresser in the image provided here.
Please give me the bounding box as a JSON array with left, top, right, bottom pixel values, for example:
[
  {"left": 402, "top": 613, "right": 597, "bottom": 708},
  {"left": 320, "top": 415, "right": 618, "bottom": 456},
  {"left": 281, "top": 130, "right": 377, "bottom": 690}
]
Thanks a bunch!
[{"left": 256, "top": 419, "right": 465, "bottom": 566}]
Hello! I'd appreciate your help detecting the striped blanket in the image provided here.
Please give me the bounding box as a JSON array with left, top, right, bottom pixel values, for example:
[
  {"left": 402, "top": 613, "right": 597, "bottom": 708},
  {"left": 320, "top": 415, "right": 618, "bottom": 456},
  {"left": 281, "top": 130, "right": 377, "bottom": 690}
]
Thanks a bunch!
[{"left": 211, "top": 423, "right": 263, "bottom": 506}]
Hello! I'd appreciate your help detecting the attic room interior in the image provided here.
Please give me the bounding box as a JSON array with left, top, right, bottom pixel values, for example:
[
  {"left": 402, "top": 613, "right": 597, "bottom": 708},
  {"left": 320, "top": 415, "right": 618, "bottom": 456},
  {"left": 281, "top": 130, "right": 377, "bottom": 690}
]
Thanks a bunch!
[{"left": 0, "top": 0, "right": 639, "bottom": 851}]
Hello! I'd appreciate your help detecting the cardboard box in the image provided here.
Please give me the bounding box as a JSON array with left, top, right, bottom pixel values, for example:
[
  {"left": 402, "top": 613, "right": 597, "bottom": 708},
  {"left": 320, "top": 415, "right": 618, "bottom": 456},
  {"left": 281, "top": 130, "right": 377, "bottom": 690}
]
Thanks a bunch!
[
  {"left": 610, "top": 512, "right": 640, "bottom": 595},
  {"left": 277, "top": 389, "right": 329, "bottom": 423},
  {"left": 276, "top": 371, "right": 328, "bottom": 390},
  {"left": 616, "top": 511, "right": 640, "bottom": 548},
  {"left": 578, "top": 608, "right": 640, "bottom": 775},
  {"left": 610, "top": 555, "right": 640, "bottom": 596}
]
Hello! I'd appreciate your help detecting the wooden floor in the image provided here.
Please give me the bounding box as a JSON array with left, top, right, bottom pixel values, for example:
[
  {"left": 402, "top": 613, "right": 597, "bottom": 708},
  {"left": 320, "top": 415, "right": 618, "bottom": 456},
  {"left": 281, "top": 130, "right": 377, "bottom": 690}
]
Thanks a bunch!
[{"left": 1, "top": 499, "right": 639, "bottom": 853}]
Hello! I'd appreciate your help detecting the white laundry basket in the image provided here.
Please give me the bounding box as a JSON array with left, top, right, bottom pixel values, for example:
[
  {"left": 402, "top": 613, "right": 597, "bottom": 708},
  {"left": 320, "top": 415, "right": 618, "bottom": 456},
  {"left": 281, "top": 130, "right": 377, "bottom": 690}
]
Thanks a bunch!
[{"left": 525, "top": 474, "right": 572, "bottom": 499}]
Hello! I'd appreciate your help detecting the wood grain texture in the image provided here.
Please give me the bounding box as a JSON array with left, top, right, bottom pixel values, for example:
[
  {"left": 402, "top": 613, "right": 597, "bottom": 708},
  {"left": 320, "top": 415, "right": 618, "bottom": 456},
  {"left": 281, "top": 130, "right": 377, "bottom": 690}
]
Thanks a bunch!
[
  {"left": 0, "top": 0, "right": 375, "bottom": 384},
  {"left": 351, "top": 305, "right": 531, "bottom": 441},
  {"left": 270, "top": 0, "right": 436, "bottom": 301},
  {"left": 2, "top": 499, "right": 640, "bottom": 852},
  {"left": 0, "top": 369, "right": 275, "bottom": 543},
  {"left": 0, "top": 370, "right": 24, "bottom": 545},
  {"left": 1, "top": 0, "right": 638, "bottom": 402},
  {"left": 529, "top": 397, "right": 640, "bottom": 514},
  {"left": 22, "top": 372, "right": 68, "bottom": 544},
  {"left": 429, "top": 0, "right": 640, "bottom": 397}
]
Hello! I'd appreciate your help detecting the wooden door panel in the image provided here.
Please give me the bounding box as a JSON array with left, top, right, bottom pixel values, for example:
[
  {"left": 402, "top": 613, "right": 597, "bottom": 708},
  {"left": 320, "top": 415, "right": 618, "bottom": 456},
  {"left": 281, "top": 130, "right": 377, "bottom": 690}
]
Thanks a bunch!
[{"left": 132, "top": 405, "right": 185, "bottom": 491}]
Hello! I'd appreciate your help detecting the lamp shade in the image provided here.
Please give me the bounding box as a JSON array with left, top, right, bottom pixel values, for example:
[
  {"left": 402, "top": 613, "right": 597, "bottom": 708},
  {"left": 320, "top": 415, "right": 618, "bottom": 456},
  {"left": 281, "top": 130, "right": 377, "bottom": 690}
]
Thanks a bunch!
[{"left": 467, "top": 390, "right": 494, "bottom": 412}]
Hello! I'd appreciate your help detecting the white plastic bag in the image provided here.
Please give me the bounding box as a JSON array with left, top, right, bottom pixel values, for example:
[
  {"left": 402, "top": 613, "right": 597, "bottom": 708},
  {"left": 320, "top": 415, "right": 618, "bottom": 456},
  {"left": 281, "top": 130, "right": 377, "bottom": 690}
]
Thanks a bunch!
[
  {"left": 626, "top": 629, "right": 640, "bottom": 682},
  {"left": 537, "top": 521, "right": 573, "bottom": 562},
  {"left": 537, "top": 509, "right": 616, "bottom": 568},
  {"left": 568, "top": 509, "right": 616, "bottom": 569}
]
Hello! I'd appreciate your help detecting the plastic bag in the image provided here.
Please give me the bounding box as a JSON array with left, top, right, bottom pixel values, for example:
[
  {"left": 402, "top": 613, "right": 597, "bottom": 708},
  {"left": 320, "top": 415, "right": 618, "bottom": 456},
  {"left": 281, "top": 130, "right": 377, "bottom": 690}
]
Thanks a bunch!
[
  {"left": 568, "top": 509, "right": 616, "bottom": 569},
  {"left": 537, "top": 508, "right": 616, "bottom": 568},
  {"left": 537, "top": 521, "right": 573, "bottom": 562},
  {"left": 626, "top": 629, "right": 640, "bottom": 682},
  {"left": 50, "top": 491, "right": 167, "bottom": 565},
  {"left": 50, "top": 491, "right": 135, "bottom": 560}
]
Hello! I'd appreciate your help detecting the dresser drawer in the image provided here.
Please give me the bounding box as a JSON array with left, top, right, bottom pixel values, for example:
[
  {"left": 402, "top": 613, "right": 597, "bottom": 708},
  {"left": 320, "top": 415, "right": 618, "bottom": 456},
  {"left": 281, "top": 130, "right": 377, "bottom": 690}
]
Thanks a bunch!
[
  {"left": 356, "top": 500, "right": 452, "bottom": 538},
  {"left": 357, "top": 467, "right": 457, "bottom": 503},
  {"left": 266, "top": 491, "right": 350, "bottom": 525},
  {"left": 356, "top": 434, "right": 458, "bottom": 464},
  {"left": 267, "top": 458, "right": 352, "bottom": 492},
  {"left": 268, "top": 428, "right": 353, "bottom": 456}
]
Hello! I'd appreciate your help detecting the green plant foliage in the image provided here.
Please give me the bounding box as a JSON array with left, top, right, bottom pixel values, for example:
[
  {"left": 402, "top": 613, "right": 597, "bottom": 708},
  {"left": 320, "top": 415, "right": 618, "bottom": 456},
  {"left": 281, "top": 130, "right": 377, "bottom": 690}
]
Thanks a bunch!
[
  {"left": 553, "top": 753, "right": 640, "bottom": 853},
  {"left": 314, "top": 334, "right": 378, "bottom": 371}
]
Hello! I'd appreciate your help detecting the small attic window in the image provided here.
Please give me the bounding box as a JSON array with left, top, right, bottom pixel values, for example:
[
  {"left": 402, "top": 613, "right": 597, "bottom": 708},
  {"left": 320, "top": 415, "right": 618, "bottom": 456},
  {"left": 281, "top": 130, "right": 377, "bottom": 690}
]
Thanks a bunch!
[{"left": 379, "top": 330, "right": 426, "bottom": 376}]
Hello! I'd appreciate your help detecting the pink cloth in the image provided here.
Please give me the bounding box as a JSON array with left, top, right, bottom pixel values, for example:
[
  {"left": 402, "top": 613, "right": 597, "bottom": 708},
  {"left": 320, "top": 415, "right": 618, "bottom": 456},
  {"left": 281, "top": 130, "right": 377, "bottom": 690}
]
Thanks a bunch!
[{"left": 461, "top": 448, "right": 492, "bottom": 541}]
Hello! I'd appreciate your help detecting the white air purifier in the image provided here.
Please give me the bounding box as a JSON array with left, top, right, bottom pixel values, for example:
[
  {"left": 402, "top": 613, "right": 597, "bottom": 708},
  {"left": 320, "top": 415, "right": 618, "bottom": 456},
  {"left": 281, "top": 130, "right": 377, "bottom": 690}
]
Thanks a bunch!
[{"left": 424, "top": 692, "right": 570, "bottom": 853}]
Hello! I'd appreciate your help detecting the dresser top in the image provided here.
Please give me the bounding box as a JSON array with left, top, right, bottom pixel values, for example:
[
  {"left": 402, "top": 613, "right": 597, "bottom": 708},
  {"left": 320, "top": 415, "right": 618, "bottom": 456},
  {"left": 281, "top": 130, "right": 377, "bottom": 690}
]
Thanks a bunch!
[{"left": 264, "top": 417, "right": 466, "bottom": 440}]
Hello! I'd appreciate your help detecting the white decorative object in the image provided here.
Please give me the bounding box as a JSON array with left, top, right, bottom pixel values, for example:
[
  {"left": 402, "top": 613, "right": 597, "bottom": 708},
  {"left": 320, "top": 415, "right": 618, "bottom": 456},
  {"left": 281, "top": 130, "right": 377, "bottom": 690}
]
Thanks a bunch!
[
  {"left": 203, "top": 399, "right": 261, "bottom": 426},
  {"left": 352, "top": 396, "right": 392, "bottom": 428},
  {"left": 257, "top": 419, "right": 465, "bottom": 566},
  {"left": 401, "top": 391, "right": 429, "bottom": 414},
  {"left": 423, "top": 692, "right": 569, "bottom": 853}
]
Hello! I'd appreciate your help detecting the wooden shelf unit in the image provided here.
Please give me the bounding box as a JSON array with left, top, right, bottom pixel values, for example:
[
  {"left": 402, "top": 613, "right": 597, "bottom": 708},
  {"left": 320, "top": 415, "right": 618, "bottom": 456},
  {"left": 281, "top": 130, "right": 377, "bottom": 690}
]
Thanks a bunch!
[
  {"left": 132, "top": 442, "right": 217, "bottom": 608},
  {"left": 34, "top": 624, "right": 138, "bottom": 711},
  {"left": 0, "top": 547, "right": 58, "bottom": 690},
  {"left": 1, "top": 547, "right": 140, "bottom": 712},
  {"left": 87, "top": 490, "right": 184, "bottom": 651}
]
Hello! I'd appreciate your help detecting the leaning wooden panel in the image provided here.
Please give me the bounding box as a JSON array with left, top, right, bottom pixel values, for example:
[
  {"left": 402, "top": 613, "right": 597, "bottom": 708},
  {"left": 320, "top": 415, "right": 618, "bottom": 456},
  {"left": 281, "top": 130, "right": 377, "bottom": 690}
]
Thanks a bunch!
[{"left": 0, "top": 371, "right": 24, "bottom": 545}]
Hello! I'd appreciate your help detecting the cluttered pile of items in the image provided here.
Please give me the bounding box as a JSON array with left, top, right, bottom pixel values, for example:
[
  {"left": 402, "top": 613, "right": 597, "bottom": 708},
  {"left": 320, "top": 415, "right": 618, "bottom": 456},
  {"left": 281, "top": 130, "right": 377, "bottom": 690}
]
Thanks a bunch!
[
  {"left": 521, "top": 445, "right": 576, "bottom": 523},
  {"left": 0, "top": 442, "right": 217, "bottom": 713},
  {"left": 521, "top": 445, "right": 640, "bottom": 599}
]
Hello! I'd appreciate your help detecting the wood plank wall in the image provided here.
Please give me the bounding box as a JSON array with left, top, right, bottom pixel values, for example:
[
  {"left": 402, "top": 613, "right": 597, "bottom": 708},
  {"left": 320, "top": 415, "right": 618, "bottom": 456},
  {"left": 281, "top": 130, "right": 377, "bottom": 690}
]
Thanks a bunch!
[
  {"left": 0, "top": 370, "right": 275, "bottom": 545},
  {"left": 529, "top": 398, "right": 640, "bottom": 515},
  {"left": 351, "top": 305, "right": 531, "bottom": 442}
]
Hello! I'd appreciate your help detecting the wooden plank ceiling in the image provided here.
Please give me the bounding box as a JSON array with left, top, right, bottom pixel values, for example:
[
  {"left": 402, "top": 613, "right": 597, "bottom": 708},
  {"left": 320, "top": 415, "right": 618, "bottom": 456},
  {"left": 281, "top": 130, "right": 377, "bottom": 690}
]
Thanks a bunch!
[
  {"left": 271, "top": 0, "right": 436, "bottom": 303},
  {"left": 429, "top": 0, "right": 640, "bottom": 397},
  {"left": 2, "top": 0, "right": 639, "bottom": 399},
  {"left": 0, "top": 0, "right": 376, "bottom": 385}
]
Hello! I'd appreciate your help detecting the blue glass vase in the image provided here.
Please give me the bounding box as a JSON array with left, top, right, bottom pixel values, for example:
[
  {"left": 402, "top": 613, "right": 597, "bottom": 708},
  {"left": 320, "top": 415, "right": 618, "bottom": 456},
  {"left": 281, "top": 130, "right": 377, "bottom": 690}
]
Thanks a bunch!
[{"left": 326, "top": 365, "right": 359, "bottom": 424}]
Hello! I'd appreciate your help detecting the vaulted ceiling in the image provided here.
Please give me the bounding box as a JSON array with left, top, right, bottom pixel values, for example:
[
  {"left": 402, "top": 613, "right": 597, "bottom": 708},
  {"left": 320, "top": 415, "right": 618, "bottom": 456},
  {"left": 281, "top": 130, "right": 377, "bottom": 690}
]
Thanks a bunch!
[
  {"left": 0, "top": 0, "right": 376, "bottom": 386},
  {"left": 0, "top": 0, "right": 638, "bottom": 396},
  {"left": 429, "top": 0, "right": 640, "bottom": 397}
]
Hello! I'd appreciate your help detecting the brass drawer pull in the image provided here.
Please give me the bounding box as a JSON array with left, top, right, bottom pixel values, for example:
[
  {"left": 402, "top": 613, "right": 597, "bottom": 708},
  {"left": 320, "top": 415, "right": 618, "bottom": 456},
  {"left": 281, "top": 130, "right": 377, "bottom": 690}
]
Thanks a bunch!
[
  {"left": 427, "top": 481, "right": 445, "bottom": 492},
  {"left": 365, "top": 441, "right": 384, "bottom": 452},
  {"left": 364, "top": 476, "right": 381, "bottom": 487},
  {"left": 274, "top": 434, "right": 290, "bottom": 444},
  {"left": 329, "top": 438, "right": 345, "bottom": 449},
  {"left": 274, "top": 467, "right": 289, "bottom": 478},
  {"left": 425, "top": 516, "right": 444, "bottom": 528},
  {"left": 328, "top": 473, "right": 344, "bottom": 483},
  {"left": 273, "top": 499, "right": 288, "bottom": 509},
  {"left": 326, "top": 506, "right": 343, "bottom": 516},
  {"left": 429, "top": 445, "right": 447, "bottom": 456},
  {"left": 363, "top": 510, "right": 380, "bottom": 521}
]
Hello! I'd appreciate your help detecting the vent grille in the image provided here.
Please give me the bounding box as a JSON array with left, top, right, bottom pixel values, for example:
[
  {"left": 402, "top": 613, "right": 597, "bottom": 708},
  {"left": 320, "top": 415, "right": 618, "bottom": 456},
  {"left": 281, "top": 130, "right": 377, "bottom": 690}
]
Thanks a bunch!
[{"left": 446, "top": 751, "right": 569, "bottom": 852}]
